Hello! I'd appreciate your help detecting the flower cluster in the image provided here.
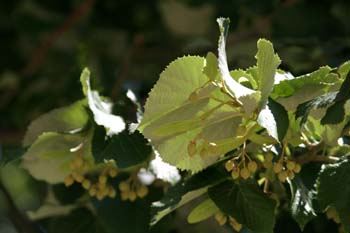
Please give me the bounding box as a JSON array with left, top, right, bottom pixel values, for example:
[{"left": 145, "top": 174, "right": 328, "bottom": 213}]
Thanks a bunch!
[
  {"left": 64, "top": 153, "right": 118, "bottom": 200},
  {"left": 263, "top": 153, "right": 301, "bottom": 183},
  {"left": 118, "top": 175, "right": 149, "bottom": 202},
  {"left": 225, "top": 149, "right": 258, "bottom": 180}
]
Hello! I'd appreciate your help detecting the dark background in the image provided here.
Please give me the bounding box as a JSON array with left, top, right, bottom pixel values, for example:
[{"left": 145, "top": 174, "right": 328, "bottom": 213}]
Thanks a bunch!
[{"left": 0, "top": 0, "right": 349, "bottom": 232}]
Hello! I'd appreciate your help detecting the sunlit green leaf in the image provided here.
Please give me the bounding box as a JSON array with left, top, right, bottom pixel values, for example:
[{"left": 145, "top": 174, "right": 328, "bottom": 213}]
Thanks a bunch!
[
  {"left": 256, "top": 39, "right": 281, "bottom": 107},
  {"left": 23, "top": 100, "right": 88, "bottom": 147},
  {"left": 203, "top": 52, "right": 218, "bottom": 81},
  {"left": 187, "top": 198, "right": 219, "bottom": 224},
  {"left": 21, "top": 132, "right": 92, "bottom": 183},
  {"left": 138, "top": 56, "right": 244, "bottom": 172}
]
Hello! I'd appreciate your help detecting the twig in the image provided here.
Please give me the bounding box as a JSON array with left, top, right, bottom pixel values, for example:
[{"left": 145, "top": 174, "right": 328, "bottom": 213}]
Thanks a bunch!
[
  {"left": 0, "top": 180, "right": 42, "bottom": 233},
  {"left": 294, "top": 142, "right": 339, "bottom": 165},
  {"left": 21, "top": 0, "right": 94, "bottom": 76}
]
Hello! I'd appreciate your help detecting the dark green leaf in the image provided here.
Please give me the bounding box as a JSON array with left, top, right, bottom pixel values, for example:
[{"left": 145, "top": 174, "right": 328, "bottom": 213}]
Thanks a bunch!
[
  {"left": 95, "top": 196, "right": 150, "bottom": 233},
  {"left": 92, "top": 126, "right": 151, "bottom": 168},
  {"left": 49, "top": 208, "right": 105, "bottom": 233},
  {"left": 334, "top": 71, "right": 350, "bottom": 101},
  {"left": 52, "top": 183, "right": 85, "bottom": 205},
  {"left": 151, "top": 162, "right": 227, "bottom": 225},
  {"left": 321, "top": 100, "right": 346, "bottom": 125},
  {"left": 289, "top": 176, "right": 317, "bottom": 230},
  {"left": 295, "top": 92, "right": 337, "bottom": 125},
  {"left": 208, "top": 180, "right": 276, "bottom": 233},
  {"left": 317, "top": 158, "right": 350, "bottom": 230},
  {"left": 321, "top": 72, "right": 350, "bottom": 125},
  {"left": 269, "top": 98, "right": 289, "bottom": 141}
]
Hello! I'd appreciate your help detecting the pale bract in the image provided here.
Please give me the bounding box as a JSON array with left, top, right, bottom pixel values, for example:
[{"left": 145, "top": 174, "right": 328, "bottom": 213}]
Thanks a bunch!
[{"left": 80, "top": 68, "right": 125, "bottom": 136}]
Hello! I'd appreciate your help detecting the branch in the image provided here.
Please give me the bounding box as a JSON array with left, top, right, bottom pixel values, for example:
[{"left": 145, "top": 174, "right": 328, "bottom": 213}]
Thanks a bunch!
[{"left": 21, "top": 0, "right": 94, "bottom": 76}]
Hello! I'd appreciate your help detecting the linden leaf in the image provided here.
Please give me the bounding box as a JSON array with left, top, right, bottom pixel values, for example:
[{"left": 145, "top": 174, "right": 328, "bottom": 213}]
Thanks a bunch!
[
  {"left": 256, "top": 39, "right": 281, "bottom": 107},
  {"left": 151, "top": 163, "right": 226, "bottom": 225},
  {"left": 289, "top": 176, "right": 317, "bottom": 230},
  {"left": 208, "top": 180, "right": 276, "bottom": 233},
  {"left": 272, "top": 66, "right": 338, "bottom": 111},
  {"left": 338, "top": 60, "right": 350, "bottom": 79},
  {"left": 21, "top": 132, "right": 92, "bottom": 183},
  {"left": 317, "top": 159, "right": 350, "bottom": 230},
  {"left": 92, "top": 126, "right": 151, "bottom": 168},
  {"left": 203, "top": 52, "right": 218, "bottom": 81},
  {"left": 257, "top": 98, "right": 289, "bottom": 142},
  {"left": 230, "top": 69, "right": 257, "bottom": 90},
  {"left": 216, "top": 17, "right": 260, "bottom": 116},
  {"left": 138, "top": 56, "right": 244, "bottom": 172},
  {"left": 23, "top": 100, "right": 88, "bottom": 147},
  {"left": 187, "top": 198, "right": 219, "bottom": 224},
  {"left": 80, "top": 68, "right": 125, "bottom": 136},
  {"left": 321, "top": 71, "right": 350, "bottom": 125}
]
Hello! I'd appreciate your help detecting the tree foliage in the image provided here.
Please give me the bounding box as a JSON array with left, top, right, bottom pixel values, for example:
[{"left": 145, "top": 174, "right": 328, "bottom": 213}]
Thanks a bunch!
[{"left": 1, "top": 12, "right": 350, "bottom": 233}]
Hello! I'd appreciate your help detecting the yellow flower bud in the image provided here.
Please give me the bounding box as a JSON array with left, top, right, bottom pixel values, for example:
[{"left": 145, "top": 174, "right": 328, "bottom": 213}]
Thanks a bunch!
[
  {"left": 273, "top": 163, "right": 283, "bottom": 173},
  {"left": 99, "top": 175, "right": 107, "bottom": 184},
  {"left": 225, "top": 160, "right": 235, "bottom": 172},
  {"left": 247, "top": 161, "right": 257, "bottom": 173},
  {"left": 75, "top": 174, "right": 84, "bottom": 183},
  {"left": 108, "top": 168, "right": 118, "bottom": 178},
  {"left": 101, "top": 186, "right": 110, "bottom": 196},
  {"left": 119, "top": 182, "right": 130, "bottom": 192},
  {"left": 64, "top": 175, "right": 74, "bottom": 187},
  {"left": 136, "top": 185, "right": 149, "bottom": 198},
  {"left": 89, "top": 187, "right": 97, "bottom": 197},
  {"left": 108, "top": 188, "right": 116, "bottom": 198},
  {"left": 82, "top": 179, "right": 91, "bottom": 190},
  {"left": 278, "top": 171, "right": 287, "bottom": 183},
  {"left": 96, "top": 190, "right": 105, "bottom": 201},
  {"left": 231, "top": 167, "right": 240, "bottom": 179},
  {"left": 293, "top": 163, "right": 301, "bottom": 173},
  {"left": 120, "top": 191, "right": 129, "bottom": 201},
  {"left": 128, "top": 191, "right": 137, "bottom": 202},
  {"left": 240, "top": 167, "right": 250, "bottom": 180},
  {"left": 286, "top": 161, "right": 296, "bottom": 171},
  {"left": 287, "top": 170, "right": 295, "bottom": 180}
]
